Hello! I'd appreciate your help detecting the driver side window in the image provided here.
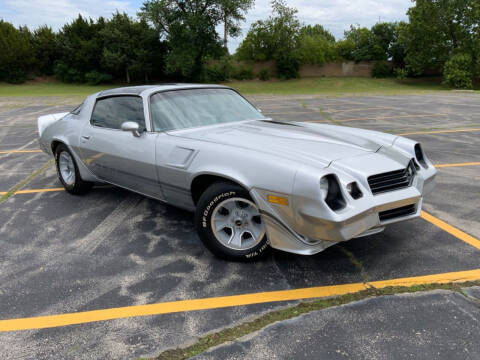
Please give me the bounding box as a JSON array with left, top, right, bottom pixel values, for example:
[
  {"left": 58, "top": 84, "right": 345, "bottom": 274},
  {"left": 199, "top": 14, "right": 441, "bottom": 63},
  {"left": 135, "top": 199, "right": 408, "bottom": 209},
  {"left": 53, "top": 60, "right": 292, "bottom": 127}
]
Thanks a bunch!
[{"left": 91, "top": 96, "right": 146, "bottom": 131}]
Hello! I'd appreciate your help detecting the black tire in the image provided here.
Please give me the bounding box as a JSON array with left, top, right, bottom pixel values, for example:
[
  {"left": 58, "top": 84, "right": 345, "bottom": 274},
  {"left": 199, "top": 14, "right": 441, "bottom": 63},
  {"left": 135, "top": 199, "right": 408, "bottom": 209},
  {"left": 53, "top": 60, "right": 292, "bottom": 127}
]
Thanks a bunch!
[
  {"left": 195, "top": 181, "right": 270, "bottom": 261},
  {"left": 55, "top": 144, "right": 93, "bottom": 195}
]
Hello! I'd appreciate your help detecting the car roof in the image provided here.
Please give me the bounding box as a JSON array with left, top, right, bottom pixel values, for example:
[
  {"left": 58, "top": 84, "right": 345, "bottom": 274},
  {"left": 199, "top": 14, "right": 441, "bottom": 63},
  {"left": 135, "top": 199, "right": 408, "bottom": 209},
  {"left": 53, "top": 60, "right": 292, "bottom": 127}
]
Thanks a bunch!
[{"left": 98, "top": 83, "right": 229, "bottom": 97}]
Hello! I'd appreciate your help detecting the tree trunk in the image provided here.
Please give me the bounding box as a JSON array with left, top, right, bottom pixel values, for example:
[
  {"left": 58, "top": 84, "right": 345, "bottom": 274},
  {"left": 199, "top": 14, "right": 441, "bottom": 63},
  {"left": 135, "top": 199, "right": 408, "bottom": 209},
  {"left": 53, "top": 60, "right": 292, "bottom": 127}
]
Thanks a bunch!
[
  {"left": 192, "top": 54, "right": 203, "bottom": 82},
  {"left": 144, "top": 71, "right": 149, "bottom": 84},
  {"left": 126, "top": 68, "right": 130, "bottom": 84},
  {"left": 223, "top": 13, "right": 228, "bottom": 49}
]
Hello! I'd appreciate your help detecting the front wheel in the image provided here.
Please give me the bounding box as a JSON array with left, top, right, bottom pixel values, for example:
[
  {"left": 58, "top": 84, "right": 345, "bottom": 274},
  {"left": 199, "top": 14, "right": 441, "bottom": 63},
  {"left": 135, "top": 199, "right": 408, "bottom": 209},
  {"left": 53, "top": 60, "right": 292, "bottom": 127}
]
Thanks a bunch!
[
  {"left": 55, "top": 144, "right": 93, "bottom": 195},
  {"left": 195, "top": 182, "right": 269, "bottom": 261}
]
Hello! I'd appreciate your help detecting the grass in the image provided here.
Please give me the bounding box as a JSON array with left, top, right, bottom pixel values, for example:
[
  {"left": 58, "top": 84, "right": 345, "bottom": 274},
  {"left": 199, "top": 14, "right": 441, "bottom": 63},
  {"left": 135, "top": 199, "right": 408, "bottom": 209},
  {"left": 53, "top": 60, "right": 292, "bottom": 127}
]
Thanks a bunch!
[
  {"left": 153, "top": 280, "right": 480, "bottom": 360},
  {"left": 227, "top": 77, "right": 452, "bottom": 95},
  {"left": 0, "top": 80, "right": 115, "bottom": 97},
  {"left": 0, "top": 77, "right": 457, "bottom": 98}
]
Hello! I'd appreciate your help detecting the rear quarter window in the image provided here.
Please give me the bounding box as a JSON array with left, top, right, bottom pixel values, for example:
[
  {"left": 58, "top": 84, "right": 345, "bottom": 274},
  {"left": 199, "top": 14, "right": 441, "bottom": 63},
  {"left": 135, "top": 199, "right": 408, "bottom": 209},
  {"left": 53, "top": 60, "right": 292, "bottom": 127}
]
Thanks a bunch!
[{"left": 71, "top": 103, "right": 83, "bottom": 115}]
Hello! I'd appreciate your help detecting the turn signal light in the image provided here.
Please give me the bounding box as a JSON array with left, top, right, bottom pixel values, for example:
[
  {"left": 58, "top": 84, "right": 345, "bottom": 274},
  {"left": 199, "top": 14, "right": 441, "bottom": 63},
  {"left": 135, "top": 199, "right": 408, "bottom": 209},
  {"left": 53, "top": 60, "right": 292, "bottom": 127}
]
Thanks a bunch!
[{"left": 267, "top": 195, "right": 289, "bottom": 206}]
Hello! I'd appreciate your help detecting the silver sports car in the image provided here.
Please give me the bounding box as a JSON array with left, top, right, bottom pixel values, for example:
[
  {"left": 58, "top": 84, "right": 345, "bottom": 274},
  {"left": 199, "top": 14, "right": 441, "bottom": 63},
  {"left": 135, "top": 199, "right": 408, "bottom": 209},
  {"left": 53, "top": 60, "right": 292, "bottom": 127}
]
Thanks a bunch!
[{"left": 38, "top": 84, "right": 436, "bottom": 260}]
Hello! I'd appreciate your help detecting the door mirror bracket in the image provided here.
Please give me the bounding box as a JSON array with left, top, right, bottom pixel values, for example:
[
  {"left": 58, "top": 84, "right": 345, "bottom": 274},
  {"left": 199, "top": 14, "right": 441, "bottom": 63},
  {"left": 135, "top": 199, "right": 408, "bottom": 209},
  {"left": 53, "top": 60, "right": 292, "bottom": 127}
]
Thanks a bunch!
[{"left": 121, "top": 121, "right": 141, "bottom": 137}]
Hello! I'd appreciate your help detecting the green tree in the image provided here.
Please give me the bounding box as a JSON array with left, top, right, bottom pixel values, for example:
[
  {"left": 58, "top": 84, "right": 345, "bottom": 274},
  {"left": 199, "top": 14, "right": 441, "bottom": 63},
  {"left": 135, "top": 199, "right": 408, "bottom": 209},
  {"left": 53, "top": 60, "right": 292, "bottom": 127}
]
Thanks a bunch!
[
  {"left": 236, "top": 0, "right": 301, "bottom": 78},
  {"left": 56, "top": 15, "right": 106, "bottom": 82},
  {"left": 399, "top": 0, "right": 480, "bottom": 82},
  {"left": 140, "top": 0, "right": 252, "bottom": 79},
  {"left": 341, "top": 25, "right": 385, "bottom": 61},
  {"left": 219, "top": 0, "right": 254, "bottom": 49},
  {"left": 297, "top": 24, "right": 338, "bottom": 65},
  {"left": 371, "top": 22, "right": 406, "bottom": 64},
  {"left": 299, "top": 24, "right": 335, "bottom": 42},
  {"left": 0, "top": 20, "right": 35, "bottom": 83},
  {"left": 337, "top": 23, "right": 405, "bottom": 63},
  {"left": 235, "top": 20, "right": 275, "bottom": 61},
  {"left": 32, "top": 26, "right": 58, "bottom": 75},
  {"left": 101, "top": 12, "right": 161, "bottom": 83}
]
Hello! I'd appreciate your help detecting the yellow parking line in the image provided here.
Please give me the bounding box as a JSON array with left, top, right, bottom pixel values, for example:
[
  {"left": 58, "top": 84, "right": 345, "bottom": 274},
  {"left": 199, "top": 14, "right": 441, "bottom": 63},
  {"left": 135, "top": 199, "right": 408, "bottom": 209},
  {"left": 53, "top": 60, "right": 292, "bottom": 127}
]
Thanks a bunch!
[
  {"left": 421, "top": 211, "right": 480, "bottom": 251},
  {"left": 263, "top": 111, "right": 318, "bottom": 116},
  {"left": 0, "top": 149, "right": 42, "bottom": 154},
  {"left": 322, "top": 106, "right": 392, "bottom": 114},
  {"left": 1, "top": 268, "right": 479, "bottom": 332},
  {"left": 0, "top": 188, "right": 64, "bottom": 196},
  {"left": 397, "top": 128, "right": 480, "bottom": 136},
  {"left": 434, "top": 162, "right": 480, "bottom": 168}
]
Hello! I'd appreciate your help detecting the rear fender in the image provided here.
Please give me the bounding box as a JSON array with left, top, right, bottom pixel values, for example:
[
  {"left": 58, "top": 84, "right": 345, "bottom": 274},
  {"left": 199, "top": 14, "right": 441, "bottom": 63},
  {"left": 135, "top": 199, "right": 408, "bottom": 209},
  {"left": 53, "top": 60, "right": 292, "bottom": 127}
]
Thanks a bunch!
[
  {"left": 37, "top": 112, "right": 69, "bottom": 137},
  {"left": 52, "top": 139, "right": 101, "bottom": 183}
]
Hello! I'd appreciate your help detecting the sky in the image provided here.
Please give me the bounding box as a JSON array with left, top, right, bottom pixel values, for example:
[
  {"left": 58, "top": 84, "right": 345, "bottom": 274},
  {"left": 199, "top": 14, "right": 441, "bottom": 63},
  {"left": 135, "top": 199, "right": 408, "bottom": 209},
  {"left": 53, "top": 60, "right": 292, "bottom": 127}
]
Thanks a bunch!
[{"left": 0, "top": 0, "right": 411, "bottom": 52}]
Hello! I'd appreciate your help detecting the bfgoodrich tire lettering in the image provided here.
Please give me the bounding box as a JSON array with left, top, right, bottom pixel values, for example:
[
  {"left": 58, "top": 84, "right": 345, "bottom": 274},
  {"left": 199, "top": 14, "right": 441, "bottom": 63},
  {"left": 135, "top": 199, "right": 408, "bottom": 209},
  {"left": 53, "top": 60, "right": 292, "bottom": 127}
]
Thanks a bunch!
[{"left": 195, "top": 181, "right": 269, "bottom": 261}]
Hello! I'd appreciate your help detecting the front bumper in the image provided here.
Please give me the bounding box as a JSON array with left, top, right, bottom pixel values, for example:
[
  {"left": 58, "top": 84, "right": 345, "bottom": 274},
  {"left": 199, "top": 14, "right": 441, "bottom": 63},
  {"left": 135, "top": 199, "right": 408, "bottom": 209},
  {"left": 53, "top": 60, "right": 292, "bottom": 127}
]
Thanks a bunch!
[{"left": 251, "top": 165, "right": 436, "bottom": 255}]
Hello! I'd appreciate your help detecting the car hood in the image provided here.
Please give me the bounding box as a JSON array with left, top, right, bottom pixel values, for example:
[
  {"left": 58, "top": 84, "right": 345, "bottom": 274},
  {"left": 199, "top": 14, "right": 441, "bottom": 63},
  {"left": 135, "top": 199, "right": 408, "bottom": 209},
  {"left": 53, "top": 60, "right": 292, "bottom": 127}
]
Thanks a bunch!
[{"left": 169, "top": 120, "right": 396, "bottom": 168}]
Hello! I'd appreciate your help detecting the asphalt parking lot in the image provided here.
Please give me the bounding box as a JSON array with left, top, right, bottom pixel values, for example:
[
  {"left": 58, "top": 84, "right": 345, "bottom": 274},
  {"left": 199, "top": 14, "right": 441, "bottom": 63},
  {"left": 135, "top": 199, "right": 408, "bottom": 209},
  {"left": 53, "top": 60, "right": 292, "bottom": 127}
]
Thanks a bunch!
[{"left": 0, "top": 92, "right": 479, "bottom": 359}]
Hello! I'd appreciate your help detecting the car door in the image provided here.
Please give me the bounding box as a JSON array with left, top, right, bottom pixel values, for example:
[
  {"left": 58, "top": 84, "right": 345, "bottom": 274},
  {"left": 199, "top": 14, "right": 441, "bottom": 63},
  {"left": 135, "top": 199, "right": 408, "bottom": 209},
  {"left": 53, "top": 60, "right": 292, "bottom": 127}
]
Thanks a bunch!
[{"left": 78, "top": 95, "right": 164, "bottom": 200}]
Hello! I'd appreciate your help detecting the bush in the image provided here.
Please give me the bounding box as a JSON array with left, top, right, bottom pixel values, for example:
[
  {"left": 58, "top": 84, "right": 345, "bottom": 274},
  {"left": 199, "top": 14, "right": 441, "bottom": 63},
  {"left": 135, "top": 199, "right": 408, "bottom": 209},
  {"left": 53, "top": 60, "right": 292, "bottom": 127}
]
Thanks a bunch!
[
  {"left": 393, "top": 67, "right": 408, "bottom": 80},
  {"left": 202, "top": 64, "right": 227, "bottom": 83},
  {"left": 233, "top": 64, "right": 254, "bottom": 80},
  {"left": 54, "top": 62, "right": 85, "bottom": 83},
  {"left": 2, "top": 69, "right": 29, "bottom": 84},
  {"left": 372, "top": 61, "right": 393, "bottom": 78},
  {"left": 443, "top": 53, "right": 473, "bottom": 89},
  {"left": 85, "top": 71, "right": 113, "bottom": 85},
  {"left": 258, "top": 68, "right": 270, "bottom": 81},
  {"left": 275, "top": 54, "right": 300, "bottom": 79},
  {"left": 201, "top": 60, "right": 235, "bottom": 83}
]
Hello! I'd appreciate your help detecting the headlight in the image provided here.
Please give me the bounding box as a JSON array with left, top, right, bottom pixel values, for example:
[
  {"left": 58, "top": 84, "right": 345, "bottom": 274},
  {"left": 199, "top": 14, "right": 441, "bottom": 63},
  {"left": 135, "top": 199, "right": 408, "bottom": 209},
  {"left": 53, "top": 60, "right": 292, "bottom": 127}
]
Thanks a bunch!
[
  {"left": 320, "top": 177, "right": 329, "bottom": 200},
  {"left": 320, "top": 175, "right": 346, "bottom": 211},
  {"left": 414, "top": 143, "right": 428, "bottom": 169}
]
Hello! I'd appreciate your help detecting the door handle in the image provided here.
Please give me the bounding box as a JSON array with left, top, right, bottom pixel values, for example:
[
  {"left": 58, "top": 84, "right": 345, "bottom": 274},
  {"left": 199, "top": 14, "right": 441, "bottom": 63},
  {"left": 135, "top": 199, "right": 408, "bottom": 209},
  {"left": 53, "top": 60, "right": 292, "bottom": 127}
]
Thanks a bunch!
[{"left": 81, "top": 135, "right": 91, "bottom": 140}]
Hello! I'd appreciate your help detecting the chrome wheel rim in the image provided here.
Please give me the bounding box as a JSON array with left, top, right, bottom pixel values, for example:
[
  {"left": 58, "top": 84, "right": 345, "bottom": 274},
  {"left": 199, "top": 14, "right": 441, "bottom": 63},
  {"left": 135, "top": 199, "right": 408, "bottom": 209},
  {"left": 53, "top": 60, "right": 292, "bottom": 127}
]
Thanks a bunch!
[
  {"left": 211, "top": 197, "right": 265, "bottom": 251},
  {"left": 58, "top": 151, "right": 75, "bottom": 186}
]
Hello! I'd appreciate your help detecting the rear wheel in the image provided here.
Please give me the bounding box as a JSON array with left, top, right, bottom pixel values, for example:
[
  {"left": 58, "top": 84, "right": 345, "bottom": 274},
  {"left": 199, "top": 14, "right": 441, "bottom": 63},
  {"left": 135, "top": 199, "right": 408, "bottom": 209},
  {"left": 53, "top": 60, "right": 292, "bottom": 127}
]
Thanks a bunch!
[
  {"left": 195, "top": 182, "right": 269, "bottom": 261},
  {"left": 55, "top": 144, "right": 93, "bottom": 195}
]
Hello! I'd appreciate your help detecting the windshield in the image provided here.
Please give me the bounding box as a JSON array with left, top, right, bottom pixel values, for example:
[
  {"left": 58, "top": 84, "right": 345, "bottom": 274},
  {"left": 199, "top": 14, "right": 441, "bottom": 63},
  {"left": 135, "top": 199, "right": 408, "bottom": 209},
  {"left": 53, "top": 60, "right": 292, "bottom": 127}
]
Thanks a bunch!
[{"left": 150, "top": 88, "right": 265, "bottom": 131}]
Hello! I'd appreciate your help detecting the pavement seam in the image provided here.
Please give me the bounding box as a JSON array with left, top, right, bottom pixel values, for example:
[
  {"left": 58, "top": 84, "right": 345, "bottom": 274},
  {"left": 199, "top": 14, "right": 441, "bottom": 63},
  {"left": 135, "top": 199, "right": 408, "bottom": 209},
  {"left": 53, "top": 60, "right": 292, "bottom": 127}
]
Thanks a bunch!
[
  {"left": 458, "top": 289, "right": 480, "bottom": 305},
  {"left": 0, "top": 159, "right": 54, "bottom": 205},
  {"left": 316, "top": 106, "right": 342, "bottom": 125},
  {"left": 339, "top": 246, "right": 371, "bottom": 284}
]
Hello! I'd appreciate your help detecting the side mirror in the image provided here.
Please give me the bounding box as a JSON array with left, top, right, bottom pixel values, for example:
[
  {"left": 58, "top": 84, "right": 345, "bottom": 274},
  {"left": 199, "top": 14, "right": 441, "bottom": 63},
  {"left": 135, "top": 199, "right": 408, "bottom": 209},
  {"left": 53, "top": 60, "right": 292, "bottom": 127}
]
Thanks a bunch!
[{"left": 121, "top": 121, "right": 141, "bottom": 137}]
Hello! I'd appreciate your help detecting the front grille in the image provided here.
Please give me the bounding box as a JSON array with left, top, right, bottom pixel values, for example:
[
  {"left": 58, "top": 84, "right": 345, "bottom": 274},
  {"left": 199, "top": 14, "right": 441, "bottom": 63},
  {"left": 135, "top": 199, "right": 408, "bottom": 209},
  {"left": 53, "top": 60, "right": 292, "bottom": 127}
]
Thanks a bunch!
[
  {"left": 379, "top": 204, "right": 416, "bottom": 222},
  {"left": 368, "top": 161, "right": 416, "bottom": 195}
]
